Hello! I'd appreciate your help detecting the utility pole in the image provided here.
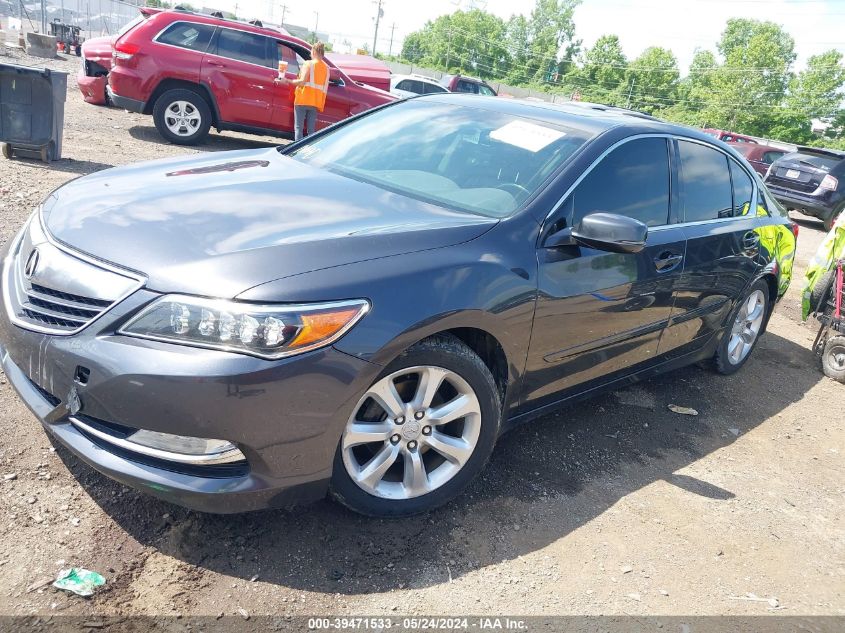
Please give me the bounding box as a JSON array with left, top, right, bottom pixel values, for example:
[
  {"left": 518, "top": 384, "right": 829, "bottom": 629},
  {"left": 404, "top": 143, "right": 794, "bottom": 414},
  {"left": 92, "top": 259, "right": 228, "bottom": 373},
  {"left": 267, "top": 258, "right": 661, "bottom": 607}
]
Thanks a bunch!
[
  {"left": 625, "top": 77, "right": 636, "bottom": 109},
  {"left": 313, "top": 11, "right": 319, "bottom": 43},
  {"left": 280, "top": 4, "right": 289, "bottom": 26},
  {"left": 372, "top": 0, "right": 383, "bottom": 56},
  {"left": 388, "top": 22, "right": 396, "bottom": 57}
]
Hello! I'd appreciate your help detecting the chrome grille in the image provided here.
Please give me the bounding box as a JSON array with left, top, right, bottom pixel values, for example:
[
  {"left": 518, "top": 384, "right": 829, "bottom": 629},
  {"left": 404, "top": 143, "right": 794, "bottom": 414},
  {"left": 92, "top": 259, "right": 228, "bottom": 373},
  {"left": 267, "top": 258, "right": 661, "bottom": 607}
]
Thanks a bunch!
[{"left": 2, "top": 216, "right": 144, "bottom": 335}]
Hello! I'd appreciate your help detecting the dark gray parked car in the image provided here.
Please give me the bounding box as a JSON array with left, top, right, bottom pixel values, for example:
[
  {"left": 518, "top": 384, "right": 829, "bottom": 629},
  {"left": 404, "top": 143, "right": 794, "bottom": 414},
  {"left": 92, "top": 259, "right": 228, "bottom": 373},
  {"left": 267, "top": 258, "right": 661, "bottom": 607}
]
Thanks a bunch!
[{"left": 0, "top": 96, "right": 796, "bottom": 516}]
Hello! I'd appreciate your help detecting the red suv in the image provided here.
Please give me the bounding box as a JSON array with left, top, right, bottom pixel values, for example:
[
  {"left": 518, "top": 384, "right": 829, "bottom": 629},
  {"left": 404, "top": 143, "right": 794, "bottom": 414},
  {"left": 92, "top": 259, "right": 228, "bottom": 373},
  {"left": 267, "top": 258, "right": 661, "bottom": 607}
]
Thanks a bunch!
[{"left": 107, "top": 9, "right": 395, "bottom": 145}]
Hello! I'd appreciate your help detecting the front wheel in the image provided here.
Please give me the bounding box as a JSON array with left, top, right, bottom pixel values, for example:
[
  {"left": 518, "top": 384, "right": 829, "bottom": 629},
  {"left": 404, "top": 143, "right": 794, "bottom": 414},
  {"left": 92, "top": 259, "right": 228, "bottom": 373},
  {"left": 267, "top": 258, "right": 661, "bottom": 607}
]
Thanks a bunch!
[
  {"left": 152, "top": 88, "right": 212, "bottom": 145},
  {"left": 330, "top": 335, "right": 501, "bottom": 517},
  {"left": 714, "top": 280, "right": 770, "bottom": 375}
]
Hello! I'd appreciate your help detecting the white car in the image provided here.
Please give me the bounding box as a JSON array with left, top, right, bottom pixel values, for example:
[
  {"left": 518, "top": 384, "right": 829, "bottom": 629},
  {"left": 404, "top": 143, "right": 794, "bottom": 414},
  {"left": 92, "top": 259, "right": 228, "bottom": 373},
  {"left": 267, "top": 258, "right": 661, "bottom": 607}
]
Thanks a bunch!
[{"left": 389, "top": 74, "right": 449, "bottom": 99}]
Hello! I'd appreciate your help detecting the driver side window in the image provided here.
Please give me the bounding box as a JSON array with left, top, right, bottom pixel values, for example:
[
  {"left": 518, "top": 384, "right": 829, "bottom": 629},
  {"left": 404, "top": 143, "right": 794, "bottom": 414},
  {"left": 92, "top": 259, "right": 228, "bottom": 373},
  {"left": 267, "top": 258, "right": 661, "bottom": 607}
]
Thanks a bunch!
[{"left": 569, "top": 137, "right": 670, "bottom": 228}]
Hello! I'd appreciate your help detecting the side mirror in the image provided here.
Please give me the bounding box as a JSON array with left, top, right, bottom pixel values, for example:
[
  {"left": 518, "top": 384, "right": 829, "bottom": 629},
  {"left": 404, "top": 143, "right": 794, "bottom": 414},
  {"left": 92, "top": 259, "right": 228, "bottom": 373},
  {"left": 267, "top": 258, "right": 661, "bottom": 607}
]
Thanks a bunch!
[
  {"left": 329, "top": 67, "right": 344, "bottom": 87},
  {"left": 571, "top": 213, "right": 648, "bottom": 254}
]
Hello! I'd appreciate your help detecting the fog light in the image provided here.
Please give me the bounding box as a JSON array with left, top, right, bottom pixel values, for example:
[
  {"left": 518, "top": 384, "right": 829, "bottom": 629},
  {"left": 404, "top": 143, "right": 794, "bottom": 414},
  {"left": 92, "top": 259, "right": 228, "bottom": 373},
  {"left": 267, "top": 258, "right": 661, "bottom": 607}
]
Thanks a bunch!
[{"left": 127, "top": 429, "right": 245, "bottom": 464}]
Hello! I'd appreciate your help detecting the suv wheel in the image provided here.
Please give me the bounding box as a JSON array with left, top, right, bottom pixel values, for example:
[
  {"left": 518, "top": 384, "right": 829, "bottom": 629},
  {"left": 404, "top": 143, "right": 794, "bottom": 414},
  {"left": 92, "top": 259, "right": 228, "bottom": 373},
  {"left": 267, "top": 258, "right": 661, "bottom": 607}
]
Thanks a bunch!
[
  {"left": 824, "top": 208, "right": 843, "bottom": 233},
  {"left": 714, "top": 279, "right": 770, "bottom": 375},
  {"left": 153, "top": 89, "right": 212, "bottom": 145},
  {"left": 330, "top": 335, "right": 501, "bottom": 517}
]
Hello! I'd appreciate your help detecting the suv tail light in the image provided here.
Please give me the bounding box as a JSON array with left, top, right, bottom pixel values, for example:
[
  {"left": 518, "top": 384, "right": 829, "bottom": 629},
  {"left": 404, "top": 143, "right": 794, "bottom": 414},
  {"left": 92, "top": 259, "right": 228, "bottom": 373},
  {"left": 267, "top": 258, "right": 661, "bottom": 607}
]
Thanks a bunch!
[
  {"left": 820, "top": 174, "right": 839, "bottom": 192},
  {"left": 114, "top": 41, "right": 140, "bottom": 60}
]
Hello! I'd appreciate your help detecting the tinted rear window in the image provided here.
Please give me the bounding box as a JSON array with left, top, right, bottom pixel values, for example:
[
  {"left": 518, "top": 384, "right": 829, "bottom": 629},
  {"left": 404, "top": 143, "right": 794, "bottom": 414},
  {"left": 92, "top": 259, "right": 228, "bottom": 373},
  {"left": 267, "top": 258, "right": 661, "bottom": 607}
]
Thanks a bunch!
[
  {"left": 156, "top": 22, "right": 215, "bottom": 52},
  {"left": 679, "top": 140, "right": 733, "bottom": 222},
  {"left": 782, "top": 152, "right": 842, "bottom": 172}
]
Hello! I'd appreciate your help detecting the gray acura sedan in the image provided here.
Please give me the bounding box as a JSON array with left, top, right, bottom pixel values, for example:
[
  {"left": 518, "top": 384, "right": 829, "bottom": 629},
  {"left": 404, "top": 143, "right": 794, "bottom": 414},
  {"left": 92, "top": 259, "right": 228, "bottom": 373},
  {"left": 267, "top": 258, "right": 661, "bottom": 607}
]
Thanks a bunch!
[{"left": 0, "top": 95, "right": 796, "bottom": 516}]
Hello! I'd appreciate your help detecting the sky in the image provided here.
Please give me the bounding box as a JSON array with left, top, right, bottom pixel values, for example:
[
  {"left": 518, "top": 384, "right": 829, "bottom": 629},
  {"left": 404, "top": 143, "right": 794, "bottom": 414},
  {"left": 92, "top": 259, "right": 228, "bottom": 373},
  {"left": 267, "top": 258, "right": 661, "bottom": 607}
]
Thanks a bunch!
[{"left": 226, "top": 0, "right": 845, "bottom": 73}]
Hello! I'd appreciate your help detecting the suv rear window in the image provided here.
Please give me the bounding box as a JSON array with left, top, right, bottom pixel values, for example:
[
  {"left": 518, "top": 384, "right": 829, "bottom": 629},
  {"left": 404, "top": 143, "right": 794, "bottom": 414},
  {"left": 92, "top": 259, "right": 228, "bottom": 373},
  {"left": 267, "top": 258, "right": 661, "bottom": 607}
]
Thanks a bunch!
[
  {"left": 156, "top": 22, "right": 215, "bottom": 52},
  {"left": 783, "top": 152, "right": 841, "bottom": 172}
]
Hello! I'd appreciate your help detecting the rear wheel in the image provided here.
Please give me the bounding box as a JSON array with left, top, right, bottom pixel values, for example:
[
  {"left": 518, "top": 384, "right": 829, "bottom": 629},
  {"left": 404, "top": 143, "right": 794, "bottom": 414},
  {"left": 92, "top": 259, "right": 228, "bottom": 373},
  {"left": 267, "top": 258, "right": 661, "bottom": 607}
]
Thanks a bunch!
[
  {"left": 823, "top": 208, "right": 842, "bottom": 232},
  {"left": 153, "top": 88, "right": 212, "bottom": 145},
  {"left": 330, "top": 335, "right": 501, "bottom": 517},
  {"left": 2, "top": 144, "right": 12, "bottom": 160},
  {"left": 822, "top": 335, "right": 845, "bottom": 382},
  {"left": 714, "top": 280, "right": 770, "bottom": 375}
]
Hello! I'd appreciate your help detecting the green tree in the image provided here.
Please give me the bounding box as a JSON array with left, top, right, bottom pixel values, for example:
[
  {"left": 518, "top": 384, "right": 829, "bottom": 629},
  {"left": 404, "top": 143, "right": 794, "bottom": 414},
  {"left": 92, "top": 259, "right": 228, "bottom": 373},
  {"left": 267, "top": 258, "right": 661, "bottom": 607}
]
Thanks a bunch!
[
  {"left": 524, "top": 0, "right": 581, "bottom": 84},
  {"left": 398, "top": 10, "right": 509, "bottom": 78},
  {"left": 705, "top": 19, "right": 796, "bottom": 136},
  {"left": 787, "top": 50, "right": 845, "bottom": 121},
  {"left": 624, "top": 47, "right": 679, "bottom": 114},
  {"left": 583, "top": 34, "right": 626, "bottom": 91}
]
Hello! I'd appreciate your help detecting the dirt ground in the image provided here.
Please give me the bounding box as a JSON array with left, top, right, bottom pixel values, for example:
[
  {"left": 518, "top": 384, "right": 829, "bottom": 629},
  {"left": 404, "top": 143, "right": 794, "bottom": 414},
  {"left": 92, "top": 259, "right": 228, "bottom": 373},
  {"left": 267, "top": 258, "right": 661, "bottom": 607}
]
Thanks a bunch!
[{"left": 0, "top": 51, "right": 842, "bottom": 622}]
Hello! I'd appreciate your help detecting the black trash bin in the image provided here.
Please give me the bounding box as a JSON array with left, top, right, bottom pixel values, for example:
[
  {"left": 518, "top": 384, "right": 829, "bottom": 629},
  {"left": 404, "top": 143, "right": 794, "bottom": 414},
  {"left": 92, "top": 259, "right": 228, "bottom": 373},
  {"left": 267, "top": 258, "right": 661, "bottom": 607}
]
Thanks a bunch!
[{"left": 0, "top": 62, "right": 67, "bottom": 162}]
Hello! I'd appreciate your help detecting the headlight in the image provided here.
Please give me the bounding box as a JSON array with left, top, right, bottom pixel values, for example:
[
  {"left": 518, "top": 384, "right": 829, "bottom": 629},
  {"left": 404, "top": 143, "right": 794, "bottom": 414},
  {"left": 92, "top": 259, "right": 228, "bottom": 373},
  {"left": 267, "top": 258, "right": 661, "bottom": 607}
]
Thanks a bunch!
[{"left": 119, "top": 295, "right": 369, "bottom": 359}]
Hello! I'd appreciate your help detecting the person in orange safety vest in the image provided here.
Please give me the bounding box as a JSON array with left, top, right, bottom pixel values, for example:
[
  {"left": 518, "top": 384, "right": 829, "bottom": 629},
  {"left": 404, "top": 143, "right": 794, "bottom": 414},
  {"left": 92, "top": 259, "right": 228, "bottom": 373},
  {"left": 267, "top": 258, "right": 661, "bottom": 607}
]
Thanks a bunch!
[{"left": 277, "top": 41, "right": 330, "bottom": 141}]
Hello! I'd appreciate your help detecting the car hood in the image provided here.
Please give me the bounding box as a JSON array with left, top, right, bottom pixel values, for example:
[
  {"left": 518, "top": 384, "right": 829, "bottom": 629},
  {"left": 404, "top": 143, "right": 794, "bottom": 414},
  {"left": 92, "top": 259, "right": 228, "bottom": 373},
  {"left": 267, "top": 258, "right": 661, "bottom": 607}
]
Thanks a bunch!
[{"left": 41, "top": 148, "right": 497, "bottom": 298}]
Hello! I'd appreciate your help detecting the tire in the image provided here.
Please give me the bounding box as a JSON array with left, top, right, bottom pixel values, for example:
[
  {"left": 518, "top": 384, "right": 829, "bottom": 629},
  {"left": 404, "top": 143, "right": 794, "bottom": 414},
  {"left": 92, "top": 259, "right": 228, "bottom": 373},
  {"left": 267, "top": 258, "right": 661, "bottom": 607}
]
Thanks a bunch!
[
  {"left": 2, "top": 144, "right": 12, "bottom": 160},
  {"left": 823, "top": 209, "right": 842, "bottom": 233},
  {"left": 714, "top": 279, "right": 770, "bottom": 375},
  {"left": 152, "top": 88, "right": 212, "bottom": 145},
  {"left": 330, "top": 334, "right": 501, "bottom": 517},
  {"left": 810, "top": 270, "right": 836, "bottom": 314},
  {"left": 822, "top": 335, "right": 845, "bottom": 383}
]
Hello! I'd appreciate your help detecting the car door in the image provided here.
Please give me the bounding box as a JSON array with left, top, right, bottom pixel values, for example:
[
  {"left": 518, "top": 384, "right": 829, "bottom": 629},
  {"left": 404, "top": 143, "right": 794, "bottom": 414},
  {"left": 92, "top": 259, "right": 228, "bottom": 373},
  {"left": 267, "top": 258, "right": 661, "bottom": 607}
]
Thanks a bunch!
[
  {"left": 316, "top": 65, "right": 354, "bottom": 128},
  {"left": 521, "top": 136, "right": 687, "bottom": 409},
  {"left": 268, "top": 40, "right": 302, "bottom": 132},
  {"left": 658, "top": 139, "right": 761, "bottom": 358},
  {"left": 201, "top": 28, "right": 276, "bottom": 128}
]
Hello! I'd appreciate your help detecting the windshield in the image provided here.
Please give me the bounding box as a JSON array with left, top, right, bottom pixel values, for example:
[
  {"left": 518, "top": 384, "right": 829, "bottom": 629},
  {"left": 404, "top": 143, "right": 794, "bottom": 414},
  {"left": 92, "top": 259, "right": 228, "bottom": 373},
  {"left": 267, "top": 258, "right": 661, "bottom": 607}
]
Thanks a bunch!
[{"left": 288, "top": 101, "right": 594, "bottom": 218}]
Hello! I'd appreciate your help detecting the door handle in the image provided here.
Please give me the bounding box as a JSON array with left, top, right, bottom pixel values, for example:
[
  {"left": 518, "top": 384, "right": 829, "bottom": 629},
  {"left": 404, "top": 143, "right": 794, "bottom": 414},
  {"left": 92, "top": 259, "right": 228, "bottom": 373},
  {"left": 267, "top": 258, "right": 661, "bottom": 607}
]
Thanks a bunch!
[
  {"left": 653, "top": 251, "right": 684, "bottom": 272},
  {"left": 743, "top": 232, "right": 760, "bottom": 250},
  {"left": 206, "top": 60, "right": 226, "bottom": 68}
]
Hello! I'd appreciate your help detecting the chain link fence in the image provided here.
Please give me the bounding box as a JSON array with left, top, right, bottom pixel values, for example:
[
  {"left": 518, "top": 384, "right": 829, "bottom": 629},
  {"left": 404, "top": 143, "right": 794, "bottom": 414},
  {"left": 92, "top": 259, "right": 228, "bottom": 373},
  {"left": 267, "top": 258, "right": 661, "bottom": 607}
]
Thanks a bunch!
[{"left": 0, "top": 0, "right": 142, "bottom": 42}]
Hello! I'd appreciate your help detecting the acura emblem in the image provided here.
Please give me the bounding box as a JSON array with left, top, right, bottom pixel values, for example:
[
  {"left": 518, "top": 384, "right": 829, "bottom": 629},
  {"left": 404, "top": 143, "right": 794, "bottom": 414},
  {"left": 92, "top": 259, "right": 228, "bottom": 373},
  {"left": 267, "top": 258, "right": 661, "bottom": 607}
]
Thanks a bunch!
[{"left": 23, "top": 248, "right": 40, "bottom": 279}]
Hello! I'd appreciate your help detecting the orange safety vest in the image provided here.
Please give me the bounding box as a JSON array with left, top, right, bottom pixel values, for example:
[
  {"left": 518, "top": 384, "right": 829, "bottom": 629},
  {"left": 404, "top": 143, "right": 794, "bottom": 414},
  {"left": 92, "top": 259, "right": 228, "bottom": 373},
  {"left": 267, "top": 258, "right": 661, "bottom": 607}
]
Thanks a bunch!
[{"left": 294, "top": 59, "right": 329, "bottom": 112}]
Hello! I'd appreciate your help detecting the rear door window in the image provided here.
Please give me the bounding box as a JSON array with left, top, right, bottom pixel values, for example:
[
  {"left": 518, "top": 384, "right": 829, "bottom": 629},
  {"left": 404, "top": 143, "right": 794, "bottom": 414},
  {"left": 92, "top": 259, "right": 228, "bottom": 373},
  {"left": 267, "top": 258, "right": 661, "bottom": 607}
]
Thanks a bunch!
[
  {"left": 678, "top": 140, "right": 733, "bottom": 222},
  {"left": 215, "top": 29, "right": 273, "bottom": 68},
  {"left": 730, "top": 159, "right": 754, "bottom": 217},
  {"left": 570, "top": 137, "right": 670, "bottom": 227},
  {"left": 423, "top": 82, "right": 447, "bottom": 94},
  {"left": 156, "top": 22, "right": 215, "bottom": 52},
  {"left": 456, "top": 80, "right": 478, "bottom": 94}
]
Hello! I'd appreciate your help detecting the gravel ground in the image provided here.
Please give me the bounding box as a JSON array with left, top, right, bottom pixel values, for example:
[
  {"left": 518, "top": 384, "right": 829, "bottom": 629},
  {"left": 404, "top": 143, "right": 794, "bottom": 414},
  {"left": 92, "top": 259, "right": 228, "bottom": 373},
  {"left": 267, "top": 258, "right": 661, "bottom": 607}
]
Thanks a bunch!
[{"left": 0, "top": 51, "right": 843, "bottom": 621}]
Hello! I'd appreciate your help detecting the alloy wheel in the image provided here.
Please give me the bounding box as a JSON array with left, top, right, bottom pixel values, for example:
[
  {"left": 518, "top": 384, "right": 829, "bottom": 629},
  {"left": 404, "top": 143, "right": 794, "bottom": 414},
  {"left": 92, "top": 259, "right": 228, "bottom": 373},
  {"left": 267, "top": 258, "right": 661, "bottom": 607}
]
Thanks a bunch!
[
  {"left": 164, "top": 100, "right": 202, "bottom": 137},
  {"left": 727, "top": 289, "right": 766, "bottom": 365},
  {"left": 341, "top": 365, "right": 482, "bottom": 500}
]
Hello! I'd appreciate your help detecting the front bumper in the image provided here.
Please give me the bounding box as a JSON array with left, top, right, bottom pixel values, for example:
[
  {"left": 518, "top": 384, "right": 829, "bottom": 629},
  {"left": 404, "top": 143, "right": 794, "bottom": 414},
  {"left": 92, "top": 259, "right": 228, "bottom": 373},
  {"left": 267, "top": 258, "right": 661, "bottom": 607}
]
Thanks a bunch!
[
  {"left": 0, "top": 285, "right": 381, "bottom": 513},
  {"left": 78, "top": 69, "right": 108, "bottom": 106}
]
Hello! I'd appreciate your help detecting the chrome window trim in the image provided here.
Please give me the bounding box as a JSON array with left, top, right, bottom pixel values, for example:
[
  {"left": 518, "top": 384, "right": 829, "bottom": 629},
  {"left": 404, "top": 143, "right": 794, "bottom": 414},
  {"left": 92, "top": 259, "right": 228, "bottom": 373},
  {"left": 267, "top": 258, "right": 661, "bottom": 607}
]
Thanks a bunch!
[
  {"left": 1, "top": 210, "right": 146, "bottom": 337},
  {"left": 544, "top": 132, "right": 760, "bottom": 229}
]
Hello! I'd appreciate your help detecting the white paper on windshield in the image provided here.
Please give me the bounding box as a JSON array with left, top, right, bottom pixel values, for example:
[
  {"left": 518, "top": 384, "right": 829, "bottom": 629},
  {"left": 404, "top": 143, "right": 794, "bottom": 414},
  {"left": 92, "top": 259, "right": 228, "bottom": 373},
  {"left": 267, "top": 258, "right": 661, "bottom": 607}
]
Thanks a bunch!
[{"left": 490, "top": 120, "right": 565, "bottom": 152}]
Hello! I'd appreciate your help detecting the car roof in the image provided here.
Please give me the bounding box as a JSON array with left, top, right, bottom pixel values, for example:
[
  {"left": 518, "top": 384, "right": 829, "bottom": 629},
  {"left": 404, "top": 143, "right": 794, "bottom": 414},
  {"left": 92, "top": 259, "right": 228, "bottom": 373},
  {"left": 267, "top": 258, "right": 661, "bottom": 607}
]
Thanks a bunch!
[
  {"left": 795, "top": 146, "right": 845, "bottom": 160},
  {"left": 392, "top": 74, "right": 441, "bottom": 85},
  {"left": 163, "top": 8, "right": 308, "bottom": 47},
  {"left": 418, "top": 93, "right": 718, "bottom": 141}
]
